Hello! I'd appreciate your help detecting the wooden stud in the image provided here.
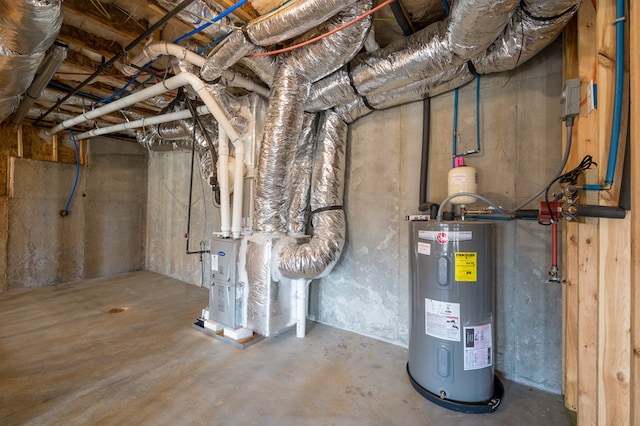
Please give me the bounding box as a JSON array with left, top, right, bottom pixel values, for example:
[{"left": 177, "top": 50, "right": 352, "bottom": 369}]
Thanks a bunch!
[
  {"left": 629, "top": 0, "right": 640, "bottom": 424},
  {"left": 561, "top": 15, "right": 579, "bottom": 413},
  {"left": 16, "top": 125, "right": 23, "bottom": 158},
  {"left": 52, "top": 135, "right": 58, "bottom": 163},
  {"left": 577, "top": 223, "right": 599, "bottom": 426}
]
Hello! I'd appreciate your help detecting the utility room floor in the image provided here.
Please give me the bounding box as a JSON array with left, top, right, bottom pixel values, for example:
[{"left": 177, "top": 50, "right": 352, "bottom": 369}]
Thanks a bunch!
[{"left": 0, "top": 271, "right": 570, "bottom": 425}]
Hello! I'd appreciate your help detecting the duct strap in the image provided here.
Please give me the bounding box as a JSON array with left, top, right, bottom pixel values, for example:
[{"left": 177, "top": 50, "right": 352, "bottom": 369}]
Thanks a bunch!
[
  {"left": 241, "top": 24, "right": 257, "bottom": 45},
  {"left": 361, "top": 96, "right": 376, "bottom": 111},
  {"left": 311, "top": 205, "right": 343, "bottom": 215},
  {"left": 467, "top": 60, "right": 477, "bottom": 76},
  {"left": 347, "top": 62, "right": 361, "bottom": 96}
]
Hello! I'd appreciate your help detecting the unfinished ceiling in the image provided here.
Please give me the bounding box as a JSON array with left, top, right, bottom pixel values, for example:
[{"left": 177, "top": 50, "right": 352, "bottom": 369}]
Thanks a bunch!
[{"left": 0, "top": 0, "right": 578, "bottom": 136}]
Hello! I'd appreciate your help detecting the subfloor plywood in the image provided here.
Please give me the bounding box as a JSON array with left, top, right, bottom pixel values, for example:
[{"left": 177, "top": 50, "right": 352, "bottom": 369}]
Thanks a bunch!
[{"left": 0, "top": 271, "right": 570, "bottom": 425}]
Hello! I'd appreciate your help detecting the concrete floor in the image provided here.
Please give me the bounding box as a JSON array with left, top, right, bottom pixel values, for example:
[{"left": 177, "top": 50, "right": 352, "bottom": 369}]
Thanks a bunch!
[{"left": 0, "top": 271, "right": 570, "bottom": 425}]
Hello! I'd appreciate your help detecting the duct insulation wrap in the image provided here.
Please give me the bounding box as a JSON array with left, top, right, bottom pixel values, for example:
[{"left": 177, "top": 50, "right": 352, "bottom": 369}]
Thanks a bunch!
[
  {"left": 239, "top": 54, "right": 277, "bottom": 87},
  {"left": 0, "top": 0, "right": 62, "bottom": 121},
  {"left": 276, "top": 111, "right": 347, "bottom": 280},
  {"left": 408, "top": 221, "right": 496, "bottom": 405},
  {"left": 253, "top": 64, "right": 310, "bottom": 234},
  {"left": 334, "top": 64, "right": 474, "bottom": 123},
  {"left": 282, "top": 0, "right": 373, "bottom": 82},
  {"left": 307, "top": 0, "right": 578, "bottom": 113},
  {"left": 448, "top": 0, "right": 519, "bottom": 59},
  {"left": 472, "top": 2, "right": 580, "bottom": 74},
  {"left": 286, "top": 113, "right": 319, "bottom": 235},
  {"left": 242, "top": 234, "right": 295, "bottom": 336},
  {"left": 200, "top": 0, "right": 359, "bottom": 81},
  {"left": 307, "top": 19, "right": 459, "bottom": 111}
]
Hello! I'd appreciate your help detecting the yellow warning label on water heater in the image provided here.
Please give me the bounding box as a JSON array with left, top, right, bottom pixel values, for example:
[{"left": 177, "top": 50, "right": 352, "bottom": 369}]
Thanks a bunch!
[{"left": 455, "top": 252, "right": 477, "bottom": 282}]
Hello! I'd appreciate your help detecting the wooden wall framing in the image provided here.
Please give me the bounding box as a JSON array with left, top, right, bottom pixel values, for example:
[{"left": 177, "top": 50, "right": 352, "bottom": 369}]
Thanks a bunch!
[
  {"left": 562, "top": 0, "right": 639, "bottom": 424},
  {"left": 0, "top": 125, "right": 87, "bottom": 197}
]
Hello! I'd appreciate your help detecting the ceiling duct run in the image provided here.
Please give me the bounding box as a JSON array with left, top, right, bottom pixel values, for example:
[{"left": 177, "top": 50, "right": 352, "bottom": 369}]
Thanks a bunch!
[{"left": 0, "top": 0, "right": 62, "bottom": 122}]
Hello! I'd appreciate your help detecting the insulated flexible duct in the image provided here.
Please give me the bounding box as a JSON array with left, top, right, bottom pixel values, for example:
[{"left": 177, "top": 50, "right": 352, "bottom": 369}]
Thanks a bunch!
[
  {"left": 472, "top": 1, "right": 580, "bottom": 73},
  {"left": 276, "top": 111, "right": 348, "bottom": 279},
  {"left": 334, "top": 64, "right": 474, "bottom": 123},
  {"left": 0, "top": 0, "right": 62, "bottom": 121},
  {"left": 253, "top": 64, "right": 310, "bottom": 234},
  {"left": 286, "top": 113, "right": 319, "bottom": 235},
  {"left": 307, "top": 0, "right": 579, "bottom": 112},
  {"left": 200, "top": 0, "right": 359, "bottom": 81},
  {"left": 253, "top": 1, "right": 372, "bottom": 234}
]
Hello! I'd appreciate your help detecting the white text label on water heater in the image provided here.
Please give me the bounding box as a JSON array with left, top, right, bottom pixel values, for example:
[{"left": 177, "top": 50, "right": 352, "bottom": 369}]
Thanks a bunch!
[{"left": 425, "top": 298, "right": 460, "bottom": 342}]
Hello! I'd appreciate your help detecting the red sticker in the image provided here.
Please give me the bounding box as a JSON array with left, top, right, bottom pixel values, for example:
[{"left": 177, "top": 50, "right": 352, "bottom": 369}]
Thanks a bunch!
[{"left": 436, "top": 232, "right": 449, "bottom": 244}]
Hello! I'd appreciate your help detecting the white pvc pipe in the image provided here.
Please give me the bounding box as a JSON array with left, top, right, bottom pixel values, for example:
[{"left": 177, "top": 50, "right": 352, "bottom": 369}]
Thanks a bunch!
[
  {"left": 46, "top": 72, "right": 240, "bottom": 143},
  {"left": 74, "top": 105, "right": 210, "bottom": 140},
  {"left": 295, "top": 279, "right": 310, "bottom": 338},
  {"left": 218, "top": 124, "right": 231, "bottom": 238},
  {"left": 231, "top": 137, "right": 245, "bottom": 239},
  {"left": 123, "top": 42, "right": 269, "bottom": 97}
]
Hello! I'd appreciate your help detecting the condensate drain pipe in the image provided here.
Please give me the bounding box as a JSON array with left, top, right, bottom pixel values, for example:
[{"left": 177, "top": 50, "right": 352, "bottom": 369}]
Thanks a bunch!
[
  {"left": 74, "top": 105, "right": 210, "bottom": 140},
  {"left": 45, "top": 72, "right": 240, "bottom": 143},
  {"left": 218, "top": 124, "right": 231, "bottom": 238},
  {"left": 122, "top": 42, "right": 269, "bottom": 97}
]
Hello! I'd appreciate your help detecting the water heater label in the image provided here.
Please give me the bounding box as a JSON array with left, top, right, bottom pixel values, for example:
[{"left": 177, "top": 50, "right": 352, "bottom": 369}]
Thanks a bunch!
[
  {"left": 424, "top": 299, "right": 460, "bottom": 342},
  {"left": 463, "top": 323, "right": 492, "bottom": 370},
  {"left": 417, "top": 242, "right": 431, "bottom": 255},
  {"left": 418, "top": 230, "right": 472, "bottom": 243},
  {"left": 455, "top": 252, "right": 477, "bottom": 281}
]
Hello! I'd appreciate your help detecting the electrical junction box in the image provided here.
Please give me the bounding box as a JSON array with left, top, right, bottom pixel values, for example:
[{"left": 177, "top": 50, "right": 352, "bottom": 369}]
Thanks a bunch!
[{"left": 209, "top": 238, "right": 242, "bottom": 329}]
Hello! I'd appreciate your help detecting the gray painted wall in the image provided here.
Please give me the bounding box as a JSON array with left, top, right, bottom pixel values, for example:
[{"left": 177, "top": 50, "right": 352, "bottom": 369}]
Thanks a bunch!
[
  {"left": 1, "top": 137, "right": 145, "bottom": 290},
  {"left": 145, "top": 40, "right": 564, "bottom": 393}
]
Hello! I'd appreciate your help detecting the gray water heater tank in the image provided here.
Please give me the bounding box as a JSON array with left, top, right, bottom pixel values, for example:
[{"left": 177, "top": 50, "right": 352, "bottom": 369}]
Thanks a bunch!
[{"left": 407, "top": 220, "right": 503, "bottom": 413}]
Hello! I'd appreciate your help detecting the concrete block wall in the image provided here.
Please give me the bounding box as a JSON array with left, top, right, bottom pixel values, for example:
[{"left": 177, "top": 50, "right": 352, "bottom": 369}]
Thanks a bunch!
[{"left": 0, "top": 137, "right": 145, "bottom": 290}]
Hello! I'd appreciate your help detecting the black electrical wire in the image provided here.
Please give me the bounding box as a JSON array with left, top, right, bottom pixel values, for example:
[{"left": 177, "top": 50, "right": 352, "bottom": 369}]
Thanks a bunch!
[
  {"left": 35, "top": 0, "right": 195, "bottom": 126},
  {"left": 185, "top": 115, "right": 211, "bottom": 255},
  {"left": 544, "top": 155, "right": 597, "bottom": 223}
]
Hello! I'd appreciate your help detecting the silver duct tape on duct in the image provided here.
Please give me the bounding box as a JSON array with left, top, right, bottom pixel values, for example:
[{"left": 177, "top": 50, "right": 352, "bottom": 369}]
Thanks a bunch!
[
  {"left": 277, "top": 111, "right": 347, "bottom": 280},
  {"left": 284, "top": 0, "right": 373, "bottom": 82},
  {"left": 38, "top": 89, "right": 91, "bottom": 107},
  {"left": 253, "top": 64, "right": 310, "bottom": 234},
  {"left": 0, "top": 0, "right": 62, "bottom": 121},
  {"left": 448, "top": 0, "right": 519, "bottom": 58},
  {"left": 335, "top": 64, "right": 474, "bottom": 124},
  {"left": 286, "top": 113, "right": 319, "bottom": 235},
  {"left": 243, "top": 234, "right": 295, "bottom": 336},
  {"left": 200, "top": 0, "right": 358, "bottom": 81},
  {"left": 472, "top": 2, "right": 580, "bottom": 74}
]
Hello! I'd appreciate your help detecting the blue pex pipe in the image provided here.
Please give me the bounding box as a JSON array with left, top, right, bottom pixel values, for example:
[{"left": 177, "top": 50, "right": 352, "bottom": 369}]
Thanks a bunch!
[{"left": 604, "top": 0, "right": 625, "bottom": 187}]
